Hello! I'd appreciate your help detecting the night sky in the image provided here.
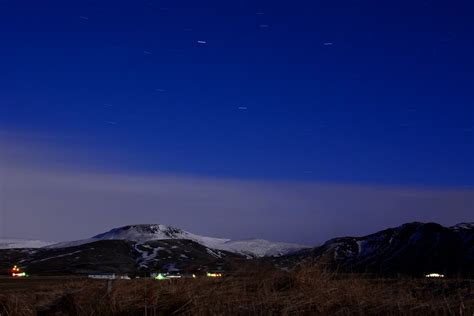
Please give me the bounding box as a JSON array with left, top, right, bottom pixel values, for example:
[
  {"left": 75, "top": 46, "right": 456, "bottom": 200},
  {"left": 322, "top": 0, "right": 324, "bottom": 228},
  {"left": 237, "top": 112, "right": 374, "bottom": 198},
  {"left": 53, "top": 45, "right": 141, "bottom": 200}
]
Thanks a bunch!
[{"left": 1, "top": 1, "right": 473, "bottom": 244}]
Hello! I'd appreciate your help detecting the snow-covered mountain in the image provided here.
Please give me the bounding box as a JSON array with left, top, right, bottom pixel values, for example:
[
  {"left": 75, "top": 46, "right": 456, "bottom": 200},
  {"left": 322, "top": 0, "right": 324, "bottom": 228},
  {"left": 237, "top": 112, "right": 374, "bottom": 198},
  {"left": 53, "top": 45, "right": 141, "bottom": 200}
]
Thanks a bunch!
[
  {"left": 49, "top": 224, "right": 309, "bottom": 257},
  {"left": 2, "top": 222, "right": 473, "bottom": 276},
  {"left": 288, "top": 222, "right": 474, "bottom": 275},
  {"left": 0, "top": 239, "right": 55, "bottom": 249}
]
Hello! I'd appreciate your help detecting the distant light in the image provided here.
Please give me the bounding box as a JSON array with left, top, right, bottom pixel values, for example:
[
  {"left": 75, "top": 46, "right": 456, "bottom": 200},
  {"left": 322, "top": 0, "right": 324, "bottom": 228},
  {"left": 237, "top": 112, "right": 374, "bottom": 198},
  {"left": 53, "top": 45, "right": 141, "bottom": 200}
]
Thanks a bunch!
[
  {"left": 197, "top": 40, "right": 207, "bottom": 44},
  {"left": 323, "top": 42, "right": 333, "bottom": 46},
  {"left": 155, "top": 273, "right": 168, "bottom": 280},
  {"left": 238, "top": 106, "right": 248, "bottom": 110},
  {"left": 207, "top": 272, "right": 222, "bottom": 278},
  {"left": 259, "top": 24, "right": 269, "bottom": 28},
  {"left": 425, "top": 273, "right": 445, "bottom": 278},
  {"left": 11, "top": 266, "right": 27, "bottom": 277}
]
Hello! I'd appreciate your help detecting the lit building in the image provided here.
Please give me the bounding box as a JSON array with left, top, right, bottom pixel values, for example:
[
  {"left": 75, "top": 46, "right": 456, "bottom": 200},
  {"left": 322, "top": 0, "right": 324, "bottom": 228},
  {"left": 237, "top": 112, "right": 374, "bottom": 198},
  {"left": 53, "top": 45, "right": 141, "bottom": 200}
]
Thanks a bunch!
[
  {"left": 206, "top": 272, "right": 222, "bottom": 278},
  {"left": 425, "top": 273, "right": 445, "bottom": 278},
  {"left": 11, "top": 265, "right": 27, "bottom": 277}
]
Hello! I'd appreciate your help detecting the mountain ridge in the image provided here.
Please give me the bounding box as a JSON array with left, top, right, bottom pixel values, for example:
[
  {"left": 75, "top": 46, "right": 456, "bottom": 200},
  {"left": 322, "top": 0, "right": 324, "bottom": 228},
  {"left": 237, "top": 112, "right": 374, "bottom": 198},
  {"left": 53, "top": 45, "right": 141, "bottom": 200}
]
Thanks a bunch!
[
  {"left": 1, "top": 221, "right": 473, "bottom": 276},
  {"left": 0, "top": 239, "right": 56, "bottom": 249},
  {"left": 47, "top": 224, "right": 309, "bottom": 258},
  {"left": 280, "top": 221, "right": 474, "bottom": 276}
]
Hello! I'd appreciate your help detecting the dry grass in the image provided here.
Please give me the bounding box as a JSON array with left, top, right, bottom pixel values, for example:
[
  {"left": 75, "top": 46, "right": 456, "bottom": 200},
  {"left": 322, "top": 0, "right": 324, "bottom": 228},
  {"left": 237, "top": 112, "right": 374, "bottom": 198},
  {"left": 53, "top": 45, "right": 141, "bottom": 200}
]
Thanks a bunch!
[{"left": 1, "top": 265, "right": 473, "bottom": 315}]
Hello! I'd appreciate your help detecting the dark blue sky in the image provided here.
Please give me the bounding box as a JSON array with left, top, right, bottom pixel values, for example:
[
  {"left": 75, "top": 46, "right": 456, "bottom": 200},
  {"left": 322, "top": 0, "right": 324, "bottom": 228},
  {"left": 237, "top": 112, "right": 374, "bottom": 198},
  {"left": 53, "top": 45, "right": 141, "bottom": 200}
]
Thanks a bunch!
[{"left": 1, "top": 0, "right": 473, "bottom": 186}]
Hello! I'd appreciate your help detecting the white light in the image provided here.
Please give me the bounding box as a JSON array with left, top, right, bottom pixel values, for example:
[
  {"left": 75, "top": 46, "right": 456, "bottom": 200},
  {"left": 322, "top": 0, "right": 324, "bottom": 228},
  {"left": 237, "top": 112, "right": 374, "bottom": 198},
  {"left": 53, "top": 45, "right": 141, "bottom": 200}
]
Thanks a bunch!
[{"left": 425, "top": 273, "right": 445, "bottom": 278}]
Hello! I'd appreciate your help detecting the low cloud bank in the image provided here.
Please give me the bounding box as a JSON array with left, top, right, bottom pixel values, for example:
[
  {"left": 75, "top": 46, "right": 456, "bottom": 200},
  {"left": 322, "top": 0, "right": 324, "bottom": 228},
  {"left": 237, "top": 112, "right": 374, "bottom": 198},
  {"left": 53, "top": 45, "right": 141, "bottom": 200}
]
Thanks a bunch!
[{"left": 1, "top": 134, "right": 472, "bottom": 245}]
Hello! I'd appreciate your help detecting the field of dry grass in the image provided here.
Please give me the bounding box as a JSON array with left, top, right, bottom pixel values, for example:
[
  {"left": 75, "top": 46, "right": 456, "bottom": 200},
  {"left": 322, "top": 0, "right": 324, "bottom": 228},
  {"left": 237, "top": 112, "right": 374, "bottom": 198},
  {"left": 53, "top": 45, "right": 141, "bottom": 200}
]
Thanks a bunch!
[{"left": 1, "top": 264, "right": 473, "bottom": 315}]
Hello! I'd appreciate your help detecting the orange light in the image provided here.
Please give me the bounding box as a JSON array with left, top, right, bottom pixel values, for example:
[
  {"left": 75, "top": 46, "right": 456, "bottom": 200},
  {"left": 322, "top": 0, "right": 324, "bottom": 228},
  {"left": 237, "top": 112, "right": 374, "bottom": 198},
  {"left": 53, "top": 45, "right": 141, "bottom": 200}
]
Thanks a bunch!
[{"left": 11, "top": 266, "right": 27, "bottom": 277}]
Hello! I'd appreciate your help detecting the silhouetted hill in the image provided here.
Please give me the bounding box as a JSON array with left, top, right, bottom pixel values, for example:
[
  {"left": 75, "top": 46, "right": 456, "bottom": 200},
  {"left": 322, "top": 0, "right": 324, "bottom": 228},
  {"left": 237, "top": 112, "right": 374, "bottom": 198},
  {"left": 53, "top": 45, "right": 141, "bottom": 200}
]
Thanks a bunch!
[{"left": 279, "top": 222, "right": 474, "bottom": 276}]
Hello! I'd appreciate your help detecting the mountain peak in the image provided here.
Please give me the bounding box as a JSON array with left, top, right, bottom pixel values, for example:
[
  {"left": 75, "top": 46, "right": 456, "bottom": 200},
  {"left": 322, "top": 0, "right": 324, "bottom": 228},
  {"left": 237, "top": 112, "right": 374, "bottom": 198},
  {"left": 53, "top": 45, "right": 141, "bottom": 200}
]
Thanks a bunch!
[
  {"left": 93, "top": 224, "right": 187, "bottom": 240},
  {"left": 51, "top": 224, "right": 308, "bottom": 257}
]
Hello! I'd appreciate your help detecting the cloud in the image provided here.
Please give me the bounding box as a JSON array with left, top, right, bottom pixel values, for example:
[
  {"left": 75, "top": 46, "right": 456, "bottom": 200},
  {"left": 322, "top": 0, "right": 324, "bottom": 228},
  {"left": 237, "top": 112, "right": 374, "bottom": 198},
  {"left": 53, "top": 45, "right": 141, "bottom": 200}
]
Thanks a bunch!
[{"left": 0, "top": 132, "right": 472, "bottom": 245}]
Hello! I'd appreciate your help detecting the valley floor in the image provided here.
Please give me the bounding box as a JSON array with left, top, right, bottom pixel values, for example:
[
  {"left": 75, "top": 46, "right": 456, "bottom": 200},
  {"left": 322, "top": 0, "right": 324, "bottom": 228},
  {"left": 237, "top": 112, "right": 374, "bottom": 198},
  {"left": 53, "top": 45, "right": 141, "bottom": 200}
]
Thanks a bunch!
[{"left": 1, "top": 266, "right": 473, "bottom": 315}]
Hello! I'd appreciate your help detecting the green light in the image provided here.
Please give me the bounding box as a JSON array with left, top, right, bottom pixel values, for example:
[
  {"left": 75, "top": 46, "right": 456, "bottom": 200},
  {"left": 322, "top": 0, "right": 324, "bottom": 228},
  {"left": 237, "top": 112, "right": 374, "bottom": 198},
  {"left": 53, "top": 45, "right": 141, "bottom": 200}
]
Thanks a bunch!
[{"left": 155, "top": 273, "right": 167, "bottom": 280}]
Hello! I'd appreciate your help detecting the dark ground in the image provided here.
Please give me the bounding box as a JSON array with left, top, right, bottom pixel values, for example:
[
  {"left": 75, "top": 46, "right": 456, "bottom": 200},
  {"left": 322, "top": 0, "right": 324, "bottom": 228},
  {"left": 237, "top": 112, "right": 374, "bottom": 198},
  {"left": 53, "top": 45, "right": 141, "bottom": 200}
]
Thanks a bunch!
[{"left": 1, "top": 266, "right": 474, "bottom": 315}]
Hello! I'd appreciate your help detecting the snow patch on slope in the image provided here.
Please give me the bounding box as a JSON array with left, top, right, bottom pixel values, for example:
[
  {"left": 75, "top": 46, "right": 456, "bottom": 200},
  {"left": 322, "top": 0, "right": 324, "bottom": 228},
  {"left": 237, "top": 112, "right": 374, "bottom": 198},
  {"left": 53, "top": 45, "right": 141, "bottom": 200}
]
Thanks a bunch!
[
  {"left": 221, "top": 239, "right": 307, "bottom": 257},
  {"left": 450, "top": 223, "right": 474, "bottom": 231},
  {"left": 0, "top": 239, "right": 55, "bottom": 249}
]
